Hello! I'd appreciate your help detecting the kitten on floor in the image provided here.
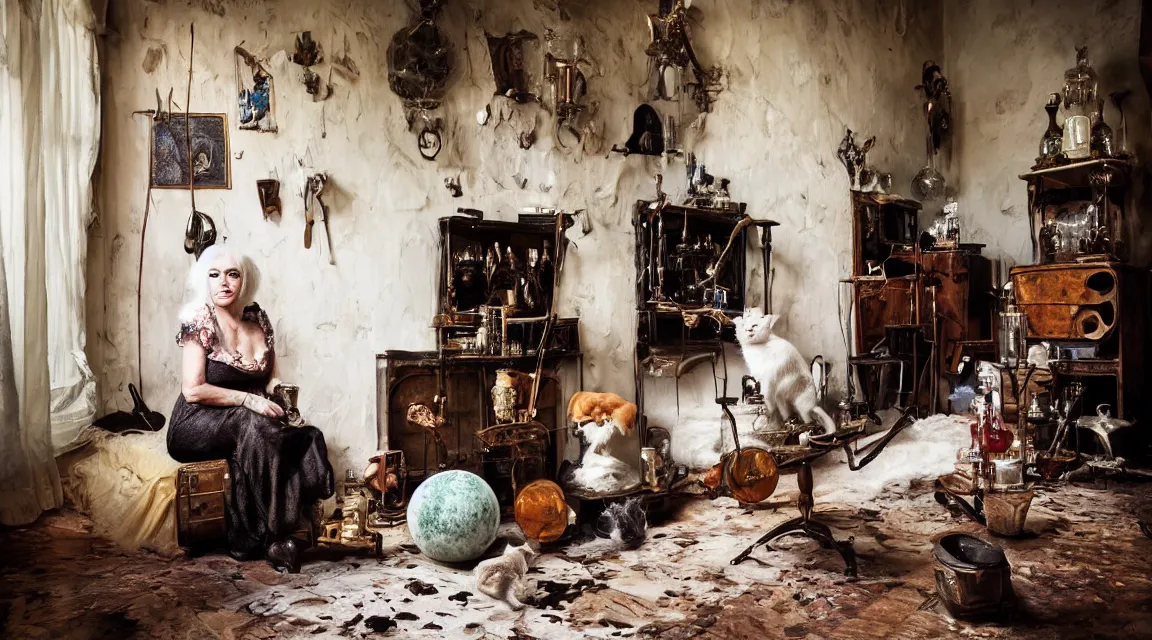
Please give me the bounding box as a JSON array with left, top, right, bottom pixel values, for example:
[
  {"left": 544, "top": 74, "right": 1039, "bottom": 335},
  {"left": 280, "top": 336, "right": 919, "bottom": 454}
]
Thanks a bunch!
[
  {"left": 474, "top": 540, "right": 539, "bottom": 611},
  {"left": 734, "top": 308, "right": 836, "bottom": 434}
]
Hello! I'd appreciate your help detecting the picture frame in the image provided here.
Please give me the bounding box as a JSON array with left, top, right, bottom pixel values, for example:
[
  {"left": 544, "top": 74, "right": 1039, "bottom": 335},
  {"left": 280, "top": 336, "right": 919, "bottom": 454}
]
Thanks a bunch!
[{"left": 150, "top": 113, "right": 231, "bottom": 189}]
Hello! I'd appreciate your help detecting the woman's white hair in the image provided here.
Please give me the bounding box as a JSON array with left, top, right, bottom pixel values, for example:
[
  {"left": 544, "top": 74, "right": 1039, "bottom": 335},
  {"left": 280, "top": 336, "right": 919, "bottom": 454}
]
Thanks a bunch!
[{"left": 178, "top": 243, "right": 261, "bottom": 323}]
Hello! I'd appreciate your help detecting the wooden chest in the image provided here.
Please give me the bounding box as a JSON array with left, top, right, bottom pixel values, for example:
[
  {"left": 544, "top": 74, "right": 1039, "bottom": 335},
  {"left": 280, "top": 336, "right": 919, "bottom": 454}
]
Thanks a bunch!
[{"left": 175, "top": 460, "right": 230, "bottom": 548}]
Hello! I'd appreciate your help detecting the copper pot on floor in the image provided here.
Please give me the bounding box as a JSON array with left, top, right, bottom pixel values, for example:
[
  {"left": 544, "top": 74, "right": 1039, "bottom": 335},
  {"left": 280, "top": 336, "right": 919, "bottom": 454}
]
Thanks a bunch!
[{"left": 933, "top": 533, "right": 1015, "bottom": 619}]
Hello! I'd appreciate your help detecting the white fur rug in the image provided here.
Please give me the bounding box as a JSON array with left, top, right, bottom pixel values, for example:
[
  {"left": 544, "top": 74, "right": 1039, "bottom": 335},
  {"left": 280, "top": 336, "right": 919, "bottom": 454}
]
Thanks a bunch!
[
  {"left": 812, "top": 413, "right": 969, "bottom": 506},
  {"left": 60, "top": 426, "right": 180, "bottom": 554},
  {"left": 669, "top": 407, "right": 970, "bottom": 508},
  {"left": 669, "top": 404, "right": 786, "bottom": 471}
]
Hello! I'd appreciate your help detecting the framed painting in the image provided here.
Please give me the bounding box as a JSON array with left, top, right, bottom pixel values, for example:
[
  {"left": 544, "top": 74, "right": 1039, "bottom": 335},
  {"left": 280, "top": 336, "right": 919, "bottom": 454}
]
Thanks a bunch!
[{"left": 150, "top": 113, "right": 231, "bottom": 189}]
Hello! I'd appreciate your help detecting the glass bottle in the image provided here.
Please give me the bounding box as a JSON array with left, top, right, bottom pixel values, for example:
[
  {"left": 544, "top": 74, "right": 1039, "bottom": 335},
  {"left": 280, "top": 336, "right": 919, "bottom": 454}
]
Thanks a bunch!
[
  {"left": 943, "top": 197, "right": 960, "bottom": 246},
  {"left": 1038, "top": 93, "right": 1064, "bottom": 162},
  {"left": 1061, "top": 46, "right": 1097, "bottom": 160},
  {"left": 981, "top": 396, "right": 1013, "bottom": 455},
  {"left": 538, "top": 240, "right": 555, "bottom": 311},
  {"left": 998, "top": 307, "right": 1028, "bottom": 368},
  {"left": 1091, "top": 99, "right": 1115, "bottom": 158},
  {"left": 1111, "top": 90, "right": 1130, "bottom": 157}
]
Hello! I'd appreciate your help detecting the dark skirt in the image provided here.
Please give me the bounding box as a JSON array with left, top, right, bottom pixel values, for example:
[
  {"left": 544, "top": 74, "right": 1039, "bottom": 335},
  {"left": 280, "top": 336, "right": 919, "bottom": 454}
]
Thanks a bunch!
[{"left": 168, "top": 361, "right": 334, "bottom": 556}]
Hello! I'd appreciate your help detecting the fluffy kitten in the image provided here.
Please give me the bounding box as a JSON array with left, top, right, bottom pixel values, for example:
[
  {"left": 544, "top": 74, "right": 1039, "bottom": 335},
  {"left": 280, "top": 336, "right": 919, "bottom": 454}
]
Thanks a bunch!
[
  {"left": 474, "top": 541, "right": 539, "bottom": 611},
  {"left": 568, "top": 392, "right": 637, "bottom": 435},
  {"left": 567, "top": 420, "right": 641, "bottom": 493},
  {"left": 596, "top": 496, "right": 647, "bottom": 549},
  {"left": 733, "top": 309, "right": 836, "bottom": 434}
]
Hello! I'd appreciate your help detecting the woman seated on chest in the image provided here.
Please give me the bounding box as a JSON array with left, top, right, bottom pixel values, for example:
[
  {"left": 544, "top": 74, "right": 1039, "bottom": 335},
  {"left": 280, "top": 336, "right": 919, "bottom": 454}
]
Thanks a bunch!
[{"left": 167, "top": 244, "right": 334, "bottom": 573}]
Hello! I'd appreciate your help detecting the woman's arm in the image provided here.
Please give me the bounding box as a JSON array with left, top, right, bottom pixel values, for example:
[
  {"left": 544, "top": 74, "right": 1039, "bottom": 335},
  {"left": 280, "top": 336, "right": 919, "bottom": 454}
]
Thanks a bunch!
[{"left": 181, "top": 342, "right": 284, "bottom": 417}]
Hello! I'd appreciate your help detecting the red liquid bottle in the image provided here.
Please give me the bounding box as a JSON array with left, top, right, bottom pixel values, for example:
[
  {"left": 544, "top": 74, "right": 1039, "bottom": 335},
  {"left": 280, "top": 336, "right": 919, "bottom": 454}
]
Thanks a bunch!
[{"left": 981, "top": 409, "right": 1013, "bottom": 454}]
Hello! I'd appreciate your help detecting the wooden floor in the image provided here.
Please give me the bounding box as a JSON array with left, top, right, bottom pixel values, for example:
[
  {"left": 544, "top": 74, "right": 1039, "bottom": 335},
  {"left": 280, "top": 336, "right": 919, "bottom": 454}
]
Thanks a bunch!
[{"left": 2, "top": 478, "right": 1151, "bottom": 639}]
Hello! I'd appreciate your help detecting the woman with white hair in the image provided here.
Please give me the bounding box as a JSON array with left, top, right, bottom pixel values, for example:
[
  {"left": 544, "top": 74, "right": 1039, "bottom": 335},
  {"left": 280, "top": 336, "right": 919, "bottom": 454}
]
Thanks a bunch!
[{"left": 167, "top": 244, "right": 333, "bottom": 573}]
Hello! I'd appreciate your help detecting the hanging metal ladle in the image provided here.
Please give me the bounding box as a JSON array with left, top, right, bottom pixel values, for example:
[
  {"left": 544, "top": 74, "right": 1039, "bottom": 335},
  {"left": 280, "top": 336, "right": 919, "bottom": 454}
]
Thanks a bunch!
[{"left": 911, "top": 131, "right": 946, "bottom": 202}]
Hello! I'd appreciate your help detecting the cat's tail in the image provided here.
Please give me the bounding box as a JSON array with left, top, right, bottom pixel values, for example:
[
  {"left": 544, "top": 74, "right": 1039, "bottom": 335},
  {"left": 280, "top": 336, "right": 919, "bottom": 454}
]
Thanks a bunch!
[{"left": 811, "top": 406, "right": 837, "bottom": 434}]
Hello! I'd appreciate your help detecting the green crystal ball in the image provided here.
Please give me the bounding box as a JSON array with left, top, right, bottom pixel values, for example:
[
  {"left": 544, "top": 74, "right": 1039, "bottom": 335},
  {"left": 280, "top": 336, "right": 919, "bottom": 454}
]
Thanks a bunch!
[{"left": 406, "top": 470, "right": 500, "bottom": 563}]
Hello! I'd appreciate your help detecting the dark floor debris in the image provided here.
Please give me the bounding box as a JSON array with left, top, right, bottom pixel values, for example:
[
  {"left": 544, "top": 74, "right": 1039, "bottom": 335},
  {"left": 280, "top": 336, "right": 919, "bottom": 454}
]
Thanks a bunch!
[
  {"left": 363, "top": 615, "right": 397, "bottom": 632},
  {"left": 406, "top": 580, "right": 438, "bottom": 596}
]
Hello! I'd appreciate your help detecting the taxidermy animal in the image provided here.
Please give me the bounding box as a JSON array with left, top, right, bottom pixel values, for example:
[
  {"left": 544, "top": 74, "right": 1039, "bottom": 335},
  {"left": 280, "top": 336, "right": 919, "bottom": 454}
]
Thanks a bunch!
[
  {"left": 733, "top": 309, "right": 836, "bottom": 435},
  {"left": 568, "top": 392, "right": 637, "bottom": 435},
  {"left": 474, "top": 541, "right": 539, "bottom": 611},
  {"left": 566, "top": 419, "right": 641, "bottom": 493}
]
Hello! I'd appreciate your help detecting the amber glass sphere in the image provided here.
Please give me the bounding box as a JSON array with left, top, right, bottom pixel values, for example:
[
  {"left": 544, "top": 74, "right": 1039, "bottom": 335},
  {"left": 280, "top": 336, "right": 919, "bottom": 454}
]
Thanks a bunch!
[
  {"left": 724, "top": 448, "right": 779, "bottom": 504},
  {"left": 514, "top": 479, "right": 570, "bottom": 543}
]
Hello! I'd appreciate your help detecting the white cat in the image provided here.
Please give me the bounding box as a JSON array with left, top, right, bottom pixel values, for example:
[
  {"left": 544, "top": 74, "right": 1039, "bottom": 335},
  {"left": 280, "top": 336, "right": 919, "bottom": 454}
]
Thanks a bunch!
[
  {"left": 474, "top": 540, "right": 539, "bottom": 611},
  {"left": 733, "top": 308, "right": 836, "bottom": 434}
]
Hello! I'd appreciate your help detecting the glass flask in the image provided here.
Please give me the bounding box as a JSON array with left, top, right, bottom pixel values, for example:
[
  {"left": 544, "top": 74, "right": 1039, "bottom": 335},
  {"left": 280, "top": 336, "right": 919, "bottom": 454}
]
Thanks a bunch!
[
  {"left": 1038, "top": 93, "right": 1063, "bottom": 162},
  {"left": 1061, "top": 47, "right": 1097, "bottom": 160},
  {"left": 1091, "top": 99, "right": 1115, "bottom": 158},
  {"left": 998, "top": 306, "right": 1028, "bottom": 367}
]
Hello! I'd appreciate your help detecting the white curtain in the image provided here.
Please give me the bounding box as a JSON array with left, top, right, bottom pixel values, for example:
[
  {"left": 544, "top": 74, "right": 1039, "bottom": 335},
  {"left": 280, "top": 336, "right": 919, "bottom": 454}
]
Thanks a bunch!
[
  {"left": 42, "top": 0, "right": 100, "bottom": 451},
  {"left": 0, "top": 0, "right": 99, "bottom": 526}
]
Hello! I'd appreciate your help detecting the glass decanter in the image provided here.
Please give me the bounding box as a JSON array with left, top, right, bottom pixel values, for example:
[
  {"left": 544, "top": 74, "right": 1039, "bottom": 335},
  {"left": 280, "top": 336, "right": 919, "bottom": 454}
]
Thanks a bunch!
[
  {"left": 1061, "top": 46, "right": 1097, "bottom": 160},
  {"left": 1038, "top": 93, "right": 1063, "bottom": 162}
]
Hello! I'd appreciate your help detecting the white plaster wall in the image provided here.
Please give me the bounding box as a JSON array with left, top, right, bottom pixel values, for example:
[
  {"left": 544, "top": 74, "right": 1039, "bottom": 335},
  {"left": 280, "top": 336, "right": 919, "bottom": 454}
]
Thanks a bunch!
[
  {"left": 89, "top": 0, "right": 943, "bottom": 474},
  {"left": 945, "top": 0, "right": 1151, "bottom": 271}
]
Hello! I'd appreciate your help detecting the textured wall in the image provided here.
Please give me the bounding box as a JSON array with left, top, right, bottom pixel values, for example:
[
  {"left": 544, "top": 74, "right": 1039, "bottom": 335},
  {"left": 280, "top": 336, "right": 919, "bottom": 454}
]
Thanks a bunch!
[
  {"left": 945, "top": 0, "right": 1150, "bottom": 270},
  {"left": 89, "top": 0, "right": 942, "bottom": 473}
]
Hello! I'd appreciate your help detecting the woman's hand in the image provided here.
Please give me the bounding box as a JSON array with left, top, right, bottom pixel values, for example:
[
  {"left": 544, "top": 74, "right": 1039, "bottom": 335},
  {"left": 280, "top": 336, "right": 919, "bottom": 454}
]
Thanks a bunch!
[{"left": 243, "top": 393, "right": 286, "bottom": 418}]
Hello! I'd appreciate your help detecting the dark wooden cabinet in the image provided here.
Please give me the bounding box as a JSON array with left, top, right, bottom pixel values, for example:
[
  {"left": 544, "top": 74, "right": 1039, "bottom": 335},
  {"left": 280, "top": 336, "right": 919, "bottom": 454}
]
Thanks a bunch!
[
  {"left": 848, "top": 192, "right": 993, "bottom": 411},
  {"left": 920, "top": 248, "right": 994, "bottom": 364},
  {"left": 375, "top": 213, "right": 584, "bottom": 509},
  {"left": 1012, "top": 160, "right": 1151, "bottom": 455},
  {"left": 631, "top": 199, "right": 776, "bottom": 432}
]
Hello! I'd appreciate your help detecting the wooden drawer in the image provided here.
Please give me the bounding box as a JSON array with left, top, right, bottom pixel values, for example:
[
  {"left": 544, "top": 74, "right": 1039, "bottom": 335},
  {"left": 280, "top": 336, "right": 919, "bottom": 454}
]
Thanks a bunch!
[
  {"left": 1011, "top": 263, "right": 1120, "bottom": 341},
  {"left": 176, "top": 460, "right": 229, "bottom": 548}
]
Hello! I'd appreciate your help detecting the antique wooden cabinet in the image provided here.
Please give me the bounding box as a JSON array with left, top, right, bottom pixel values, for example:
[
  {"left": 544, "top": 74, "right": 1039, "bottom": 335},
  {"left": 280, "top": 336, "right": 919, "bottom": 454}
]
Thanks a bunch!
[
  {"left": 1011, "top": 159, "right": 1151, "bottom": 440},
  {"left": 175, "top": 460, "right": 229, "bottom": 549},
  {"left": 1010, "top": 261, "right": 1149, "bottom": 425},
  {"left": 375, "top": 213, "right": 583, "bottom": 509},
  {"left": 848, "top": 192, "right": 993, "bottom": 411}
]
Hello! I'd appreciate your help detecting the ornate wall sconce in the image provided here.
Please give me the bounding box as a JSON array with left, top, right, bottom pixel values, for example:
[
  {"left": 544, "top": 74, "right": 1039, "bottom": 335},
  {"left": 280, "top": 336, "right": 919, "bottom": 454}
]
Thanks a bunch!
[
  {"left": 644, "top": 0, "right": 722, "bottom": 114},
  {"left": 387, "top": 0, "right": 454, "bottom": 161},
  {"left": 543, "top": 28, "right": 588, "bottom": 143}
]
